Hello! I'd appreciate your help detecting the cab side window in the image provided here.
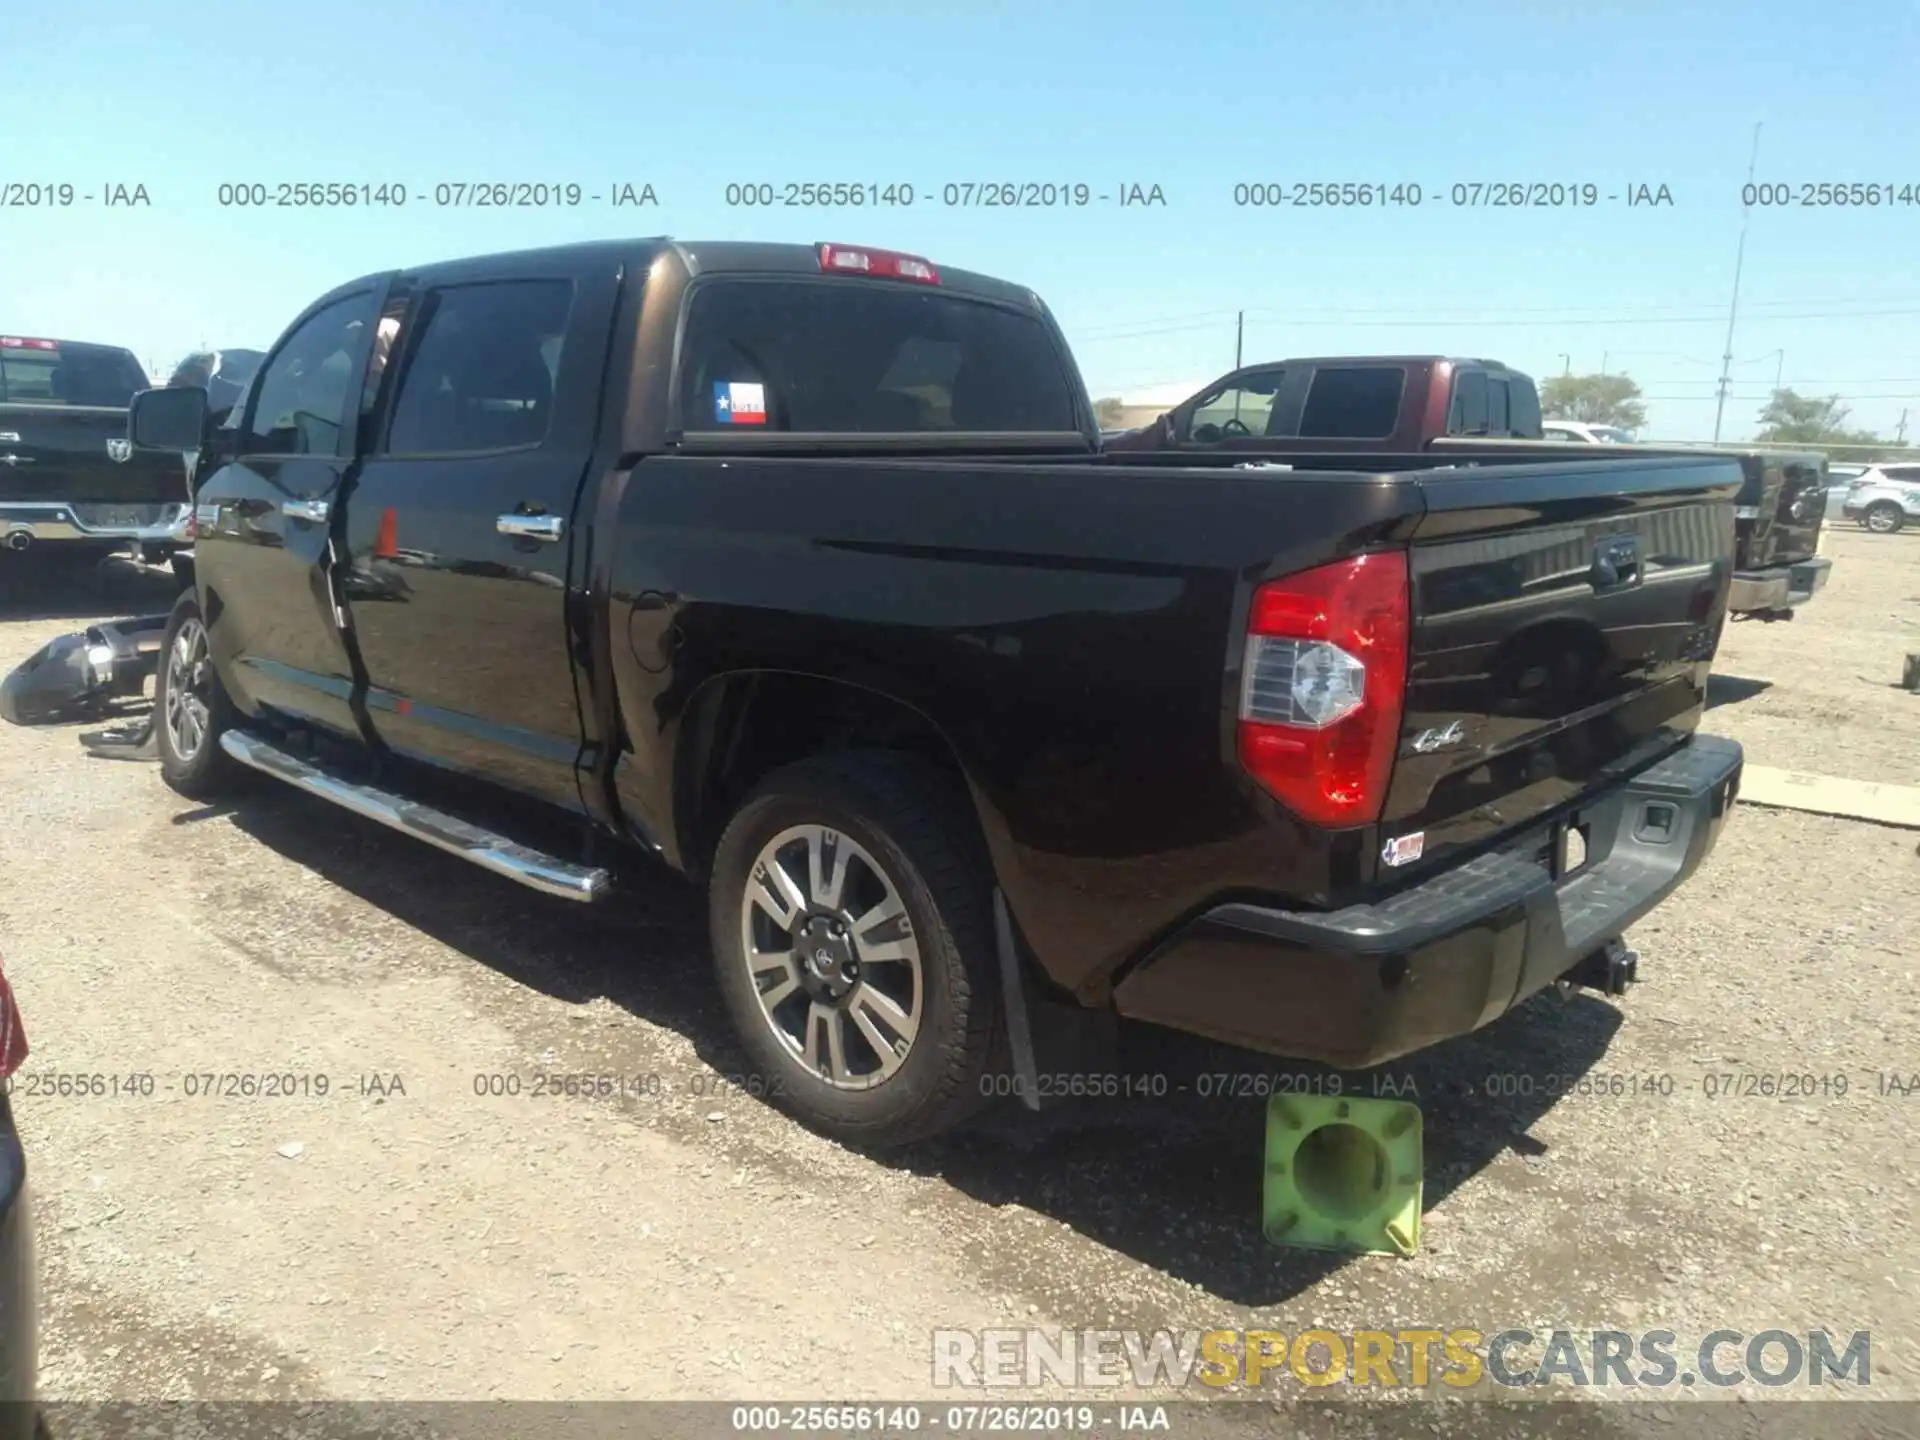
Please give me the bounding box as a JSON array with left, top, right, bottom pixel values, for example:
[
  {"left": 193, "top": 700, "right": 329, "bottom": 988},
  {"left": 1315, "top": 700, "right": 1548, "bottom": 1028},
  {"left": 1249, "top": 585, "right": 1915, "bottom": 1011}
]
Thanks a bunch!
[
  {"left": 244, "top": 293, "right": 380, "bottom": 456},
  {"left": 1186, "top": 369, "right": 1284, "bottom": 441}
]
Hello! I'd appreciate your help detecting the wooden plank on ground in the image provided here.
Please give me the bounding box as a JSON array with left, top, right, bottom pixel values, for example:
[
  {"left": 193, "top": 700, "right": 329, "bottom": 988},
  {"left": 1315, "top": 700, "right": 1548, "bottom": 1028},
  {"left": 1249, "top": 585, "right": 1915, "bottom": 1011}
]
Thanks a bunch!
[{"left": 1739, "top": 765, "right": 1920, "bottom": 829}]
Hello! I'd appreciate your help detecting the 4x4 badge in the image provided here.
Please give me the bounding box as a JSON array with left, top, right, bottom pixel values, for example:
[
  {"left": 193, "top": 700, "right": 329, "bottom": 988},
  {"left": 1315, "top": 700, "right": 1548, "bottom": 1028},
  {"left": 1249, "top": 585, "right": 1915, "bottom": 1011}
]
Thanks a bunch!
[{"left": 1410, "top": 720, "right": 1465, "bottom": 754}]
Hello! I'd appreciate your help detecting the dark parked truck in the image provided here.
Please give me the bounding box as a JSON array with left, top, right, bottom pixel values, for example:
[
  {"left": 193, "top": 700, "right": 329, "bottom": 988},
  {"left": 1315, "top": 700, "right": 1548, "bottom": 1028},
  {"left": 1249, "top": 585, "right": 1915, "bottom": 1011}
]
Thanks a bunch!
[
  {"left": 129, "top": 238, "right": 1745, "bottom": 1147},
  {"left": 1104, "top": 363, "right": 1823, "bottom": 621},
  {"left": 1422, "top": 438, "right": 1831, "bottom": 621},
  {"left": 1102, "top": 355, "right": 1545, "bottom": 455},
  {"left": 0, "top": 335, "right": 191, "bottom": 559}
]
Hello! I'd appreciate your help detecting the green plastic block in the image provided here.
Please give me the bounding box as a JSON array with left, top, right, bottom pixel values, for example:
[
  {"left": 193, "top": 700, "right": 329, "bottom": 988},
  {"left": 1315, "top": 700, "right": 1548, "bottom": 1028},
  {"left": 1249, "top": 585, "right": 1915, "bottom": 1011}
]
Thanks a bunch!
[{"left": 1262, "top": 1092, "right": 1423, "bottom": 1258}]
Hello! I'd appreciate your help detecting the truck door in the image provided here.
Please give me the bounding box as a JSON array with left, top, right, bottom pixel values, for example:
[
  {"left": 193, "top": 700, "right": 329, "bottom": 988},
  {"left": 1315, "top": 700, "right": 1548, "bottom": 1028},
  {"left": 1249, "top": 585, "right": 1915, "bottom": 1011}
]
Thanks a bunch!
[
  {"left": 191, "top": 281, "right": 390, "bottom": 737},
  {"left": 336, "top": 255, "right": 621, "bottom": 813}
]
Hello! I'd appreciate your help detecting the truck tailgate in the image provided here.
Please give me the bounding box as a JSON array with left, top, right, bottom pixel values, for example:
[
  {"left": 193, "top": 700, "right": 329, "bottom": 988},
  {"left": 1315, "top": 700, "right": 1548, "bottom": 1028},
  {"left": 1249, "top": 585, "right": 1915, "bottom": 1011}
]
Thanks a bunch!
[
  {"left": 0, "top": 404, "right": 187, "bottom": 512},
  {"left": 1380, "top": 455, "right": 1741, "bottom": 872}
]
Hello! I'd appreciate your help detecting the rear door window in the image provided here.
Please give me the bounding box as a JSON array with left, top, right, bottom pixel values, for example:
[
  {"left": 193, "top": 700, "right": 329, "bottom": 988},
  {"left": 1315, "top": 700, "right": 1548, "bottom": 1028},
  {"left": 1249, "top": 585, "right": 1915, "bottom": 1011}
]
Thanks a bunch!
[
  {"left": 1448, "top": 370, "right": 1489, "bottom": 435},
  {"left": 1297, "top": 366, "right": 1405, "bottom": 439},
  {"left": 383, "top": 280, "right": 574, "bottom": 454},
  {"left": 677, "top": 279, "right": 1079, "bottom": 433},
  {"left": 1507, "top": 376, "right": 1543, "bottom": 437},
  {"left": 1488, "top": 377, "right": 1511, "bottom": 435}
]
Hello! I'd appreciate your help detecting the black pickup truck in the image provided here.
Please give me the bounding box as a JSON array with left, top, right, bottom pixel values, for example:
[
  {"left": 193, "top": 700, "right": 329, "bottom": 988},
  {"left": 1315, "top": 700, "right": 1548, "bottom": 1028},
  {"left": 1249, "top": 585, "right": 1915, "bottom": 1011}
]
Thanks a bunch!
[
  {"left": 129, "top": 238, "right": 1746, "bottom": 1148},
  {"left": 0, "top": 335, "right": 192, "bottom": 560}
]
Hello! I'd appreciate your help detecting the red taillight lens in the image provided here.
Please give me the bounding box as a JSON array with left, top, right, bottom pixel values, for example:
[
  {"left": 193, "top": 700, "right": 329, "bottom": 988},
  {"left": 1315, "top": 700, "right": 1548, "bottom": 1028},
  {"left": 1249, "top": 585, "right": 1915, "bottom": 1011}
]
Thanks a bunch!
[
  {"left": 0, "top": 963, "right": 28, "bottom": 1080},
  {"left": 817, "top": 242, "right": 940, "bottom": 285},
  {"left": 0, "top": 337, "right": 58, "bottom": 352},
  {"left": 1236, "top": 551, "right": 1411, "bottom": 827}
]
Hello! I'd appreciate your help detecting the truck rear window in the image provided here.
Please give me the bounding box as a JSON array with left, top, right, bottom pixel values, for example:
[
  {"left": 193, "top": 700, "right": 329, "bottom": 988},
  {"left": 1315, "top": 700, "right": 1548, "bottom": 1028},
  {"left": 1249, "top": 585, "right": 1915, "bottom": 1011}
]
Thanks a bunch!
[
  {"left": 0, "top": 343, "right": 150, "bottom": 407},
  {"left": 1297, "top": 366, "right": 1405, "bottom": 439},
  {"left": 677, "top": 280, "right": 1079, "bottom": 434}
]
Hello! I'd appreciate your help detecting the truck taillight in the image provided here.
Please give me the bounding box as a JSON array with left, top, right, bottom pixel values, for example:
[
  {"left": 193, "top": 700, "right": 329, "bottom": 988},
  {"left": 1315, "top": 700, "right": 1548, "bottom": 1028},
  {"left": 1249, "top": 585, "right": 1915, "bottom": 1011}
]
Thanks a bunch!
[
  {"left": 1236, "top": 551, "right": 1410, "bottom": 828},
  {"left": 817, "top": 243, "right": 940, "bottom": 285},
  {"left": 0, "top": 337, "right": 58, "bottom": 352}
]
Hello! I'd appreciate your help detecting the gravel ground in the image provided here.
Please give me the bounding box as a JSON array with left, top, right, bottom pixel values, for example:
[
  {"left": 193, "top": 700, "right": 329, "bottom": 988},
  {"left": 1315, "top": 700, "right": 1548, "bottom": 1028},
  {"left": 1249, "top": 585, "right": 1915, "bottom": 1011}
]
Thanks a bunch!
[{"left": 0, "top": 533, "right": 1914, "bottom": 1438}]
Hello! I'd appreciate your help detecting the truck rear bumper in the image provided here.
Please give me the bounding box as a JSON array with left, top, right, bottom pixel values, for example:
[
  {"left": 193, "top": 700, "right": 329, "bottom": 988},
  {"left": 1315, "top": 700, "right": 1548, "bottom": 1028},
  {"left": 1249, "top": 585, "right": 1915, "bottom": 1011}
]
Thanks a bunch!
[
  {"left": 1110, "top": 733, "right": 1743, "bottom": 1069},
  {"left": 1727, "top": 556, "right": 1831, "bottom": 613},
  {"left": 0, "top": 501, "right": 190, "bottom": 548}
]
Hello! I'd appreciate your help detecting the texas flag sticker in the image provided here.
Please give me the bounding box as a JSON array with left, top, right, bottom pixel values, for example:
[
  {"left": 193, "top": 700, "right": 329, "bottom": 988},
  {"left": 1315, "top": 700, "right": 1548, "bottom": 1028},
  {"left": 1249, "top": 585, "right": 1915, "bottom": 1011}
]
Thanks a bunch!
[{"left": 714, "top": 381, "right": 767, "bottom": 425}]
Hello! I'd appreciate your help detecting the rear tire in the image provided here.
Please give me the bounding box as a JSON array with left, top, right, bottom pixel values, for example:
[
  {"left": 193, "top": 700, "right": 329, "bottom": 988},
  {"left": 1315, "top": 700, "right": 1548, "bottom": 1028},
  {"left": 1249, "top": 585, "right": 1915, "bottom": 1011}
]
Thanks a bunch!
[
  {"left": 154, "top": 588, "right": 244, "bottom": 799},
  {"left": 708, "top": 752, "right": 1001, "bottom": 1149},
  {"left": 1864, "top": 502, "right": 1904, "bottom": 534}
]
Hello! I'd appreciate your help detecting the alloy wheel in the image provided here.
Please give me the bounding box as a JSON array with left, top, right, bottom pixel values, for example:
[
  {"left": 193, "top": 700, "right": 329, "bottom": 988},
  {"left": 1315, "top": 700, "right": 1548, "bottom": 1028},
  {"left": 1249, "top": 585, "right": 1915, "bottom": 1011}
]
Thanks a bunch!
[
  {"left": 164, "top": 617, "right": 213, "bottom": 762},
  {"left": 738, "top": 824, "right": 924, "bottom": 1090}
]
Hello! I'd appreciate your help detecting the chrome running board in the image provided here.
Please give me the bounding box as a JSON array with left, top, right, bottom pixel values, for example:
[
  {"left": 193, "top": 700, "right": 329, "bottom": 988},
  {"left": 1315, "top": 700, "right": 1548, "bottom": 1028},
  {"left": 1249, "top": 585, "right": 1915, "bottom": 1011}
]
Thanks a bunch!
[{"left": 219, "top": 730, "right": 611, "bottom": 903}]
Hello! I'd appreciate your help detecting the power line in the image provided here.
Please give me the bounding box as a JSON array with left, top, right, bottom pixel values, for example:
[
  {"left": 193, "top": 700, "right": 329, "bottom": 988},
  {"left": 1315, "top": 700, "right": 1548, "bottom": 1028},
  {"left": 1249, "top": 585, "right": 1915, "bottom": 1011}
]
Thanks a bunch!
[
  {"left": 1072, "top": 294, "right": 1920, "bottom": 338},
  {"left": 1714, "top": 123, "right": 1765, "bottom": 441},
  {"left": 1614, "top": 377, "right": 1920, "bottom": 386},
  {"left": 1077, "top": 307, "right": 1920, "bottom": 341}
]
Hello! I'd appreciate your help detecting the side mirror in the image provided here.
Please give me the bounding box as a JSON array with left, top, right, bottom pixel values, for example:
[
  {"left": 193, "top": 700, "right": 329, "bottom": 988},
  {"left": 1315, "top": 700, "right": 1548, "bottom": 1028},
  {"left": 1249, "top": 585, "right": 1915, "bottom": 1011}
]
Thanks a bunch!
[{"left": 129, "top": 385, "right": 211, "bottom": 452}]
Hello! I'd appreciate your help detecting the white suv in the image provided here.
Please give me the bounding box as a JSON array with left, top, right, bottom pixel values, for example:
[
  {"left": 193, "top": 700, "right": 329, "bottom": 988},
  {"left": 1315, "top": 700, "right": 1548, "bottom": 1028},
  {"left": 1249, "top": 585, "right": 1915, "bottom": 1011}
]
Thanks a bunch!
[
  {"left": 1543, "top": 420, "right": 1637, "bottom": 443},
  {"left": 1840, "top": 463, "right": 1920, "bottom": 534}
]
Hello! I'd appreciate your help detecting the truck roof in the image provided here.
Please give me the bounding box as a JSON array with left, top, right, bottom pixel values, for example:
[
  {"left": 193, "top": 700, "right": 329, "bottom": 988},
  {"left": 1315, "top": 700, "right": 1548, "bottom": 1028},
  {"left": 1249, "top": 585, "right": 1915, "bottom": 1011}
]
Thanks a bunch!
[
  {"left": 1260, "top": 354, "right": 1519, "bottom": 370},
  {"left": 356, "top": 237, "right": 1047, "bottom": 312},
  {"left": 0, "top": 335, "right": 140, "bottom": 354}
]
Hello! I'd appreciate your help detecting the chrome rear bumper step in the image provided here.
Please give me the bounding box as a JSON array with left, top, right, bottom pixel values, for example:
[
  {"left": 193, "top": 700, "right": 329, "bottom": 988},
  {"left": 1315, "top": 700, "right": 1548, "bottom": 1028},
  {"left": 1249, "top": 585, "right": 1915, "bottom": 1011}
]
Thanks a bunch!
[{"left": 218, "top": 730, "right": 611, "bottom": 903}]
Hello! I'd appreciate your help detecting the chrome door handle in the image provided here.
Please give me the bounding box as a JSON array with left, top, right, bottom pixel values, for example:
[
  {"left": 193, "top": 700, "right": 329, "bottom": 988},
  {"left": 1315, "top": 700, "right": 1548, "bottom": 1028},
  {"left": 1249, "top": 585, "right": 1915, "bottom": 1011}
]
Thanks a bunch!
[
  {"left": 497, "top": 513, "right": 564, "bottom": 542},
  {"left": 282, "top": 498, "right": 330, "bottom": 523}
]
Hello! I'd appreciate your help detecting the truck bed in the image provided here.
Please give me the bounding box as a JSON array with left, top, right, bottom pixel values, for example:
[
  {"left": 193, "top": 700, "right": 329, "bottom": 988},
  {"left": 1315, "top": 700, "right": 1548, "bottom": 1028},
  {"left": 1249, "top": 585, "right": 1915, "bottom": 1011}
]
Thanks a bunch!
[{"left": 600, "top": 448, "right": 1741, "bottom": 998}]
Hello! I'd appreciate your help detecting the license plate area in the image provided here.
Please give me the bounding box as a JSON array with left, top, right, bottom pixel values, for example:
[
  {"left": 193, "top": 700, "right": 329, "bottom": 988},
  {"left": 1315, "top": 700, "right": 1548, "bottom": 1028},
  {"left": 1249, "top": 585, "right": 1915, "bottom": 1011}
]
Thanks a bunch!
[{"left": 74, "top": 503, "right": 170, "bottom": 529}]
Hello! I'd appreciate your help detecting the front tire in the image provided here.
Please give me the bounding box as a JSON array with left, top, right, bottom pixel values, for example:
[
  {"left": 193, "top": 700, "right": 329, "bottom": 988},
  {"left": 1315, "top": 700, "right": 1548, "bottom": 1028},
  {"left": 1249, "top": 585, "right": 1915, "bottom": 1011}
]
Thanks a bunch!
[
  {"left": 1864, "top": 502, "right": 1904, "bottom": 534},
  {"left": 708, "top": 753, "right": 1001, "bottom": 1148},
  {"left": 154, "top": 588, "right": 243, "bottom": 799}
]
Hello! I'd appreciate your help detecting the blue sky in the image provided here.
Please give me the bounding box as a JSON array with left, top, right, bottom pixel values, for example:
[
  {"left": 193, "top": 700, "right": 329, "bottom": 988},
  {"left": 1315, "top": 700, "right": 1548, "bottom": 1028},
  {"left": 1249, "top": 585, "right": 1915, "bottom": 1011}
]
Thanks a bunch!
[{"left": 6, "top": 0, "right": 1919, "bottom": 441}]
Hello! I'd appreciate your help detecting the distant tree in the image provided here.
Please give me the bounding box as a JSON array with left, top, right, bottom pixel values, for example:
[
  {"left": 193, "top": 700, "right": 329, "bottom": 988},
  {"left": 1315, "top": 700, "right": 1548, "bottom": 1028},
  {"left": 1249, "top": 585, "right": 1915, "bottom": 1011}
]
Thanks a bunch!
[
  {"left": 1539, "top": 373, "right": 1648, "bottom": 429},
  {"left": 1753, "top": 389, "right": 1881, "bottom": 448},
  {"left": 1093, "top": 396, "right": 1127, "bottom": 425}
]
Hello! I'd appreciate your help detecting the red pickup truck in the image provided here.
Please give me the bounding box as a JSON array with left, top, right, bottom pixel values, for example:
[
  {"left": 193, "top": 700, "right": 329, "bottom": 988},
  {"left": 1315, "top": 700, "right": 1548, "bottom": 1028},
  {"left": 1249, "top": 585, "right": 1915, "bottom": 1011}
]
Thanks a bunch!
[{"left": 1103, "top": 355, "right": 1544, "bottom": 454}]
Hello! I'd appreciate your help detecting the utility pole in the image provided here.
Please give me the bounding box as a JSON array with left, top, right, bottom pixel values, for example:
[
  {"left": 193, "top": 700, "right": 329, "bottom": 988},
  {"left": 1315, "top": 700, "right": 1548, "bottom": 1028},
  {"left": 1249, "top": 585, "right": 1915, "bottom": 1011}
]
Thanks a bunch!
[
  {"left": 1713, "top": 123, "right": 1763, "bottom": 443},
  {"left": 1898, "top": 409, "right": 1910, "bottom": 446},
  {"left": 1559, "top": 354, "right": 1571, "bottom": 376},
  {"left": 1231, "top": 311, "right": 1246, "bottom": 424},
  {"left": 1600, "top": 352, "right": 1608, "bottom": 375}
]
